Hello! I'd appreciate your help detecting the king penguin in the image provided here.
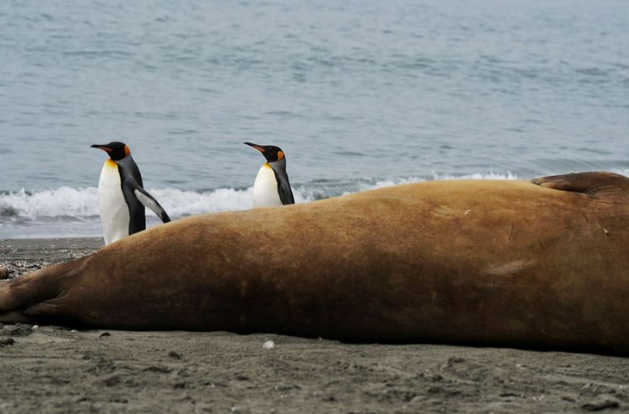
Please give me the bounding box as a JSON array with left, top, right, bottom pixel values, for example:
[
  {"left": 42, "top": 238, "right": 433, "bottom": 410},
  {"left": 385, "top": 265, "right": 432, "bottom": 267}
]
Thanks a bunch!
[
  {"left": 244, "top": 142, "right": 295, "bottom": 207},
  {"left": 92, "top": 141, "right": 171, "bottom": 245}
]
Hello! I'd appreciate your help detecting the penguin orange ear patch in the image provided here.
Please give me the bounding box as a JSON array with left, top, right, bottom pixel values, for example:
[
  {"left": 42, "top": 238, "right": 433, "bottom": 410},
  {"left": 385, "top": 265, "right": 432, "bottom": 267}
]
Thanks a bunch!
[
  {"left": 277, "top": 151, "right": 284, "bottom": 160},
  {"left": 124, "top": 146, "right": 131, "bottom": 157}
]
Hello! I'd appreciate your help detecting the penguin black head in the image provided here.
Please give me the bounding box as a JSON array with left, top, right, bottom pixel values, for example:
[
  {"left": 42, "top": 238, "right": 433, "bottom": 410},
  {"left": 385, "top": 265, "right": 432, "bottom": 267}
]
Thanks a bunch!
[
  {"left": 91, "top": 142, "right": 131, "bottom": 161},
  {"left": 244, "top": 142, "right": 286, "bottom": 163}
]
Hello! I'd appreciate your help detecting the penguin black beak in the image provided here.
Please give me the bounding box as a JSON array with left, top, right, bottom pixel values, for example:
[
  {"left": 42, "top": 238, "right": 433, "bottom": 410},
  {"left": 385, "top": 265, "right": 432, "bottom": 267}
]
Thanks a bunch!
[
  {"left": 244, "top": 142, "right": 265, "bottom": 153},
  {"left": 91, "top": 144, "right": 112, "bottom": 152}
]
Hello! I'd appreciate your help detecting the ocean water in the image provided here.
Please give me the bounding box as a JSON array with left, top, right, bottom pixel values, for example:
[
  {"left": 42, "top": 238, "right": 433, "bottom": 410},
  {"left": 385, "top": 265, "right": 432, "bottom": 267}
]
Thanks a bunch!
[{"left": 0, "top": 0, "right": 628, "bottom": 238}]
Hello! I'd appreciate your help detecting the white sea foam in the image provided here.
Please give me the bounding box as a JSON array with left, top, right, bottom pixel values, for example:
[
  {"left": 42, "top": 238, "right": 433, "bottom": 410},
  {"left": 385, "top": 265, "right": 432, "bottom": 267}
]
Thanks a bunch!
[
  {"left": 21, "top": 170, "right": 629, "bottom": 239},
  {"left": 0, "top": 172, "right": 520, "bottom": 224},
  {"left": 434, "top": 171, "right": 519, "bottom": 181},
  {"left": 0, "top": 187, "right": 248, "bottom": 220},
  {"left": 11, "top": 168, "right": 628, "bottom": 226},
  {"left": 0, "top": 187, "right": 99, "bottom": 220},
  {"left": 366, "top": 171, "right": 519, "bottom": 192}
]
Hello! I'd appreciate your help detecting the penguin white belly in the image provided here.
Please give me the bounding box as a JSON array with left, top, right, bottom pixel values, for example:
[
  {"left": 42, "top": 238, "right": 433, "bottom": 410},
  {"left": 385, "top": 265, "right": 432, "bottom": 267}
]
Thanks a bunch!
[
  {"left": 98, "top": 160, "right": 130, "bottom": 245},
  {"left": 253, "top": 164, "right": 282, "bottom": 208}
]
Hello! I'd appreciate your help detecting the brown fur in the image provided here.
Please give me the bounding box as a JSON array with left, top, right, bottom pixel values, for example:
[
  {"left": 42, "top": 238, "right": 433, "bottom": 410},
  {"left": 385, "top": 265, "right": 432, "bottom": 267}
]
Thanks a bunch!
[{"left": 1, "top": 173, "right": 628, "bottom": 353}]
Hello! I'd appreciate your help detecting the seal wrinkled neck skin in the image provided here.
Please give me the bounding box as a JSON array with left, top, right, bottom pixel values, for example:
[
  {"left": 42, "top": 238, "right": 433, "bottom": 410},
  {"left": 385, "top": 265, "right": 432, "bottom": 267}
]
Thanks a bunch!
[{"left": 91, "top": 142, "right": 131, "bottom": 161}]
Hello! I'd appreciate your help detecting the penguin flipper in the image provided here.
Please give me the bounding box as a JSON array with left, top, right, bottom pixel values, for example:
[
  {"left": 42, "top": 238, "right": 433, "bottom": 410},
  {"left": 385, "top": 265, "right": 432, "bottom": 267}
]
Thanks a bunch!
[
  {"left": 131, "top": 185, "right": 171, "bottom": 223},
  {"left": 270, "top": 167, "right": 295, "bottom": 205},
  {"left": 278, "top": 180, "right": 295, "bottom": 205}
]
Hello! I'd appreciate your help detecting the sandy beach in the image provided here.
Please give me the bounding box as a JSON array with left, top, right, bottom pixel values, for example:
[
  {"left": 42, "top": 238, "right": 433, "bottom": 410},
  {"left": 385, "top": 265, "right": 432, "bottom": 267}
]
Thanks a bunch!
[{"left": 0, "top": 238, "right": 627, "bottom": 413}]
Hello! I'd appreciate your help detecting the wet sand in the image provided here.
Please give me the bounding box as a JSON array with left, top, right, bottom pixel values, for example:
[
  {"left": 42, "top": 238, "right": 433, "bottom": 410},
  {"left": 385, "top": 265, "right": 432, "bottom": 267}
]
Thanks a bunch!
[{"left": 0, "top": 239, "right": 627, "bottom": 413}]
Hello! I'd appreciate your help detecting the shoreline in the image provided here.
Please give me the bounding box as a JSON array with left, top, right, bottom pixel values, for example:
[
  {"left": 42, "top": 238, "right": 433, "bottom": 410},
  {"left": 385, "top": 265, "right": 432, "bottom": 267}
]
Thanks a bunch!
[
  {"left": 0, "top": 238, "right": 102, "bottom": 279},
  {"left": 0, "top": 239, "right": 627, "bottom": 413}
]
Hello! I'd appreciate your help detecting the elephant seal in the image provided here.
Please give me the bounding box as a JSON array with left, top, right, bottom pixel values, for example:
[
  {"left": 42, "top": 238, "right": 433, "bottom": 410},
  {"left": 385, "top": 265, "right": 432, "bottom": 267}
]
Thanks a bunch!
[{"left": 1, "top": 172, "right": 628, "bottom": 353}]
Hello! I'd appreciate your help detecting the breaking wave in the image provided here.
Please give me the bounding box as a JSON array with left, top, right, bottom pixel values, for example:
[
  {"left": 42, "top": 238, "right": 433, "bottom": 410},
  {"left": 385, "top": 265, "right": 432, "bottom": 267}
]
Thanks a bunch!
[{"left": 0, "top": 172, "right": 522, "bottom": 224}]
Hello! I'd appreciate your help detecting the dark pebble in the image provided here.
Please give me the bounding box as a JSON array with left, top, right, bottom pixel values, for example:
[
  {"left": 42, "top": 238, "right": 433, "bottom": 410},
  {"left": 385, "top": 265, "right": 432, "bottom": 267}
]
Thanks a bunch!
[
  {"left": 101, "top": 375, "right": 121, "bottom": 387},
  {"left": 428, "top": 386, "right": 442, "bottom": 394},
  {"left": 168, "top": 351, "right": 183, "bottom": 360},
  {"left": 4, "top": 324, "right": 34, "bottom": 337},
  {"left": 582, "top": 396, "right": 620, "bottom": 411},
  {"left": 0, "top": 268, "right": 10, "bottom": 279},
  {"left": 0, "top": 338, "right": 15, "bottom": 347},
  {"left": 144, "top": 365, "right": 173, "bottom": 374}
]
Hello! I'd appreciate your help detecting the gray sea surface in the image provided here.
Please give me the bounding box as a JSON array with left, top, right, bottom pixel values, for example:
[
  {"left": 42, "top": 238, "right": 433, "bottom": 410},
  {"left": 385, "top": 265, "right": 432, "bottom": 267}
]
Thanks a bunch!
[{"left": 0, "top": 0, "right": 628, "bottom": 237}]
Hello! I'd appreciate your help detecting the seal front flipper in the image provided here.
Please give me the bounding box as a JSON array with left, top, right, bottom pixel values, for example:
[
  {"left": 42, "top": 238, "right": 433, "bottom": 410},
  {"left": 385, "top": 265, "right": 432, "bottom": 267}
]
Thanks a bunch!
[
  {"left": 532, "top": 172, "right": 629, "bottom": 203},
  {"left": 0, "top": 257, "right": 89, "bottom": 324},
  {"left": 0, "top": 311, "right": 36, "bottom": 324}
]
